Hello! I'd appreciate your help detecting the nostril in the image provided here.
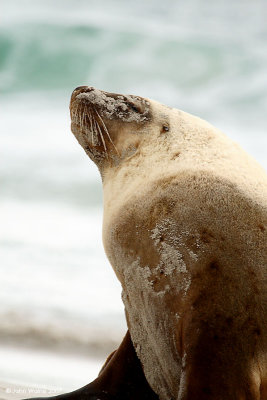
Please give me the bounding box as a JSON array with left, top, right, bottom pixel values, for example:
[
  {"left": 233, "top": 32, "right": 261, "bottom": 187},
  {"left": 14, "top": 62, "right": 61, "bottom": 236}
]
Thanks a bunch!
[
  {"left": 74, "top": 85, "right": 88, "bottom": 92},
  {"left": 85, "top": 86, "right": 95, "bottom": 92},
  {"left": 71, "top": 86, "right": 95, "bottom": 102},
  {"left": 74, "top": 86, "right": 95, "bottom": 93}
]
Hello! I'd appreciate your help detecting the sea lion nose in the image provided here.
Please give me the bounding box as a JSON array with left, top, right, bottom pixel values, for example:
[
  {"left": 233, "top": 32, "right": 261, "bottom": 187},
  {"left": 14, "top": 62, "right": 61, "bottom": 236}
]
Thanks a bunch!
[
  {"left": 71, "top": 86, "right": 94, "bottom": 102},
  {"left": 74, "top": 85, "right": 94, "bottom": 92}
]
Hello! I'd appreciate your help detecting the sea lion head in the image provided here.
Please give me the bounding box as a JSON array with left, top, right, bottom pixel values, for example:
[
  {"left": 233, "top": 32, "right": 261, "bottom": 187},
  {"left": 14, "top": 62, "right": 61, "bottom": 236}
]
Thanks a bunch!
[{"left": 70, "top": 86, "right": 172, "bottom": 174}]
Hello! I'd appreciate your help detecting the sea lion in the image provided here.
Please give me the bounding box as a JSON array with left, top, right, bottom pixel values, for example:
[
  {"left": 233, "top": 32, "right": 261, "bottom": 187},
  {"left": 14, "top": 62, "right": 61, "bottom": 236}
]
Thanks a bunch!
[
  {"left": 69, "top": 86, "right": 267, "bottom": 400},
  {"left": 23, "top": 86, "right": 267, "bottom": 400},
  {"left": 24, "top": 86, "right": 267, "bottom": 400}
]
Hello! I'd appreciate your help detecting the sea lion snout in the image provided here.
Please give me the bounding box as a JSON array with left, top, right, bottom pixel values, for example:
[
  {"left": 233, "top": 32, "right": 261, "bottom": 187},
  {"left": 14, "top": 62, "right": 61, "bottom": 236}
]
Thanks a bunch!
[
  {"left": 74, "top": 85, "right": 94, "bottom": 92},
  {"left": 70, "top": 87, "right": 153, "bottom": 165},
  {"left": 73, "top": 85, "right": 92, "bottom": 93},
  {"left": 70, "top": 87, "right": 151, "bottom": 123},
  {"left": 71, "top": 85, "right": 94, "bottom": 102}
]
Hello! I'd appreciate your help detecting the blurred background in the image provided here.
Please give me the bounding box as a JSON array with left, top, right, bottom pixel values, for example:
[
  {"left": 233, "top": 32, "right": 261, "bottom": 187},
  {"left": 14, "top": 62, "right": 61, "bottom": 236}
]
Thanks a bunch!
[{"left": 1, "top": 0, "right": 266, "bottom": 393}]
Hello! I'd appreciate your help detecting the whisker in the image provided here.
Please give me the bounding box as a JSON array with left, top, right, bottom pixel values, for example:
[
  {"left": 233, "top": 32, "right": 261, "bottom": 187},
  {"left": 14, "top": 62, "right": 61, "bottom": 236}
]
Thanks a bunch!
[
  {"left": 73, "top": 102, "right": 118, "bottom": 160},
  {"left": 82, "top": 106, "right": 86, "bottom": 131},
  {"left": 92, "top": 118, "right": 98, "bottom": 145},
  {"left": 84, "top": 107, "right": 91, "bottom": 131},
  {"left": 84, "top": 106, "right": 96, "bottom": 147},
  {"left": 73, "top": 108, "right": 77, "bottom": 122},
  {"left": 94, "top": 118, "right": 108, "bottom": 157},
  {"left": 75, "top": 108, "right": 79, "bottom": 124},
  {"left": 87, "top": 110, "right": 94, "bottom": 145},
  {"left": 94, "top": 107, "right": 119, "bottom": 155},
  {"left": 96, "top": 121, "right": 108, "bottom": 155},
  {"left": 79, "top": 105, "right": 83, "bottom": 129}
]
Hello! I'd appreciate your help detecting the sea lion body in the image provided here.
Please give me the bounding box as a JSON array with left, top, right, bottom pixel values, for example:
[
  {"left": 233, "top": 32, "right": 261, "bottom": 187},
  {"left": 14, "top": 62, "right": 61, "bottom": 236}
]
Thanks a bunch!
[{"left": 70, "top": 87, "right": 267, "bottom": 400}]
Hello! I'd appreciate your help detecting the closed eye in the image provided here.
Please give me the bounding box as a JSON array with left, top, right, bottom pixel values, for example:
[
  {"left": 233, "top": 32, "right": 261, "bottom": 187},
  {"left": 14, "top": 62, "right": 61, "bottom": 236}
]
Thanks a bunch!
[{"left": 127, "top": 102, "right": 140, "bottom": 113}]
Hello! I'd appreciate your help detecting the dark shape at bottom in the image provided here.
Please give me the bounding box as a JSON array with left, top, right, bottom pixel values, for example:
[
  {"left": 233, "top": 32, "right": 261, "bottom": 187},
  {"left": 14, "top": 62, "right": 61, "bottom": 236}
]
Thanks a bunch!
[{"left": 23, "top": 331, "right": 159, "bottom": 400}]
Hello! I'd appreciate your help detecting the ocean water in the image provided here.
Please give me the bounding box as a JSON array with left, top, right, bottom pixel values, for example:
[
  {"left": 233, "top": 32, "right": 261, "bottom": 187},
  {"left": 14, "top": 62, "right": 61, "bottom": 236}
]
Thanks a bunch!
[{"left": 1, "top": 0, "right": 267, "bottom": 390}]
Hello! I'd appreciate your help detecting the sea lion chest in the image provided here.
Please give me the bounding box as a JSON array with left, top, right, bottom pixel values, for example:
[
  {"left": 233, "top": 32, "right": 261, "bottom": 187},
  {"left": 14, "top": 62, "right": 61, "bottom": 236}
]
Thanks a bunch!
[{"left": 102, "top": 180, "right": 196, "bottom": 400}]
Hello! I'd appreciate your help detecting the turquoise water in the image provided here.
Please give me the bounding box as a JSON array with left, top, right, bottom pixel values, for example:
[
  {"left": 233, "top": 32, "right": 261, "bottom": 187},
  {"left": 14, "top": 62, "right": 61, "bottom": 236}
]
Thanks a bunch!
[{"left": 1, "top": 0, "right": 267, "bottom": 387}]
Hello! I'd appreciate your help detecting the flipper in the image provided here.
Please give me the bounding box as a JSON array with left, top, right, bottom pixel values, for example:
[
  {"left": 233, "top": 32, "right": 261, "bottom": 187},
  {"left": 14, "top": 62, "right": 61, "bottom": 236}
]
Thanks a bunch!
[{"left": 23, "top": 331, "right": 159, "bottom": 400}]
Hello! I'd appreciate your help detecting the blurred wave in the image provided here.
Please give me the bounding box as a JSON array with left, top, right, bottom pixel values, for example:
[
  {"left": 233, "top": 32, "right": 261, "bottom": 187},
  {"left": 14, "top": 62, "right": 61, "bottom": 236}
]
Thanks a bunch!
[{"left": 1, "top": 0, "right": 267, "bottom": 121}]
